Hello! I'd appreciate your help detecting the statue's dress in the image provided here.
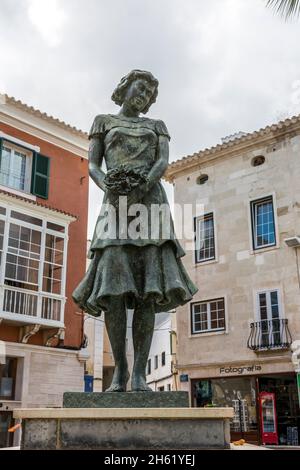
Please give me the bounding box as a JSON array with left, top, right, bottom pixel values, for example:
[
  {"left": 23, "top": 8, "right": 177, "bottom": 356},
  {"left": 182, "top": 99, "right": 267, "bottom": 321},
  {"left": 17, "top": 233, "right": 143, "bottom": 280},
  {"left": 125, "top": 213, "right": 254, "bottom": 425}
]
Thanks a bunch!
[{"left": 72, "top": 114, "right": 198, "bottom": 315}]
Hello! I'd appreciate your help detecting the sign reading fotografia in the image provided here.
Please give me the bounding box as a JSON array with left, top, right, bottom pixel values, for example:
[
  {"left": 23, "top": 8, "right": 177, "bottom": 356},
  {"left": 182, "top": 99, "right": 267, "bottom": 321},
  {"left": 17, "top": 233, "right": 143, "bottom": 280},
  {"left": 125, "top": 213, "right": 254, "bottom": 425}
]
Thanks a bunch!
[{"left": 219, "top": 365, "right": 262, "bottom": 375}]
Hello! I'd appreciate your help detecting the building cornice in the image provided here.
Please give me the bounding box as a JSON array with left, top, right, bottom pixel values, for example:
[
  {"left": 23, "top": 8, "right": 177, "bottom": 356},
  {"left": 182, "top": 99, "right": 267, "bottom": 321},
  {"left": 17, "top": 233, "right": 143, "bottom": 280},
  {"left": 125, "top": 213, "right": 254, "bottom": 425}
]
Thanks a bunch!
[
  {"left": 0, "top": 94, "right": 89, "bottom": 159},
  {"left": 165, "top": 114, "right": 300, "bottom": 182},
  {"left": 0, "top": 189, "right": 77, "bottom": 222}
]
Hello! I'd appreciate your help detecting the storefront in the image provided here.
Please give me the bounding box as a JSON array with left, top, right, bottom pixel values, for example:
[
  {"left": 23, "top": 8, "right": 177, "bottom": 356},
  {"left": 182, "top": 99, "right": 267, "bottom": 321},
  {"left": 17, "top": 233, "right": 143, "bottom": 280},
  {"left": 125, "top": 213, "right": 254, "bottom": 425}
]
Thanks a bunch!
[
  {"left": 0, "top": 357, "right": 18, "bottom": 448},
  {"left": 192, "top": 373, "right": 300, "bottom": 446}
]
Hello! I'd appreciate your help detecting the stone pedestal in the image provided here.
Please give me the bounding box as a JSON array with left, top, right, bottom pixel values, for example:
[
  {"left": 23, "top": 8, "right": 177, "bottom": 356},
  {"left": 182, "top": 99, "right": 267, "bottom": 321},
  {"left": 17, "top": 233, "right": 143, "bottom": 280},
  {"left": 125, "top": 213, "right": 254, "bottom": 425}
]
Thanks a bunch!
[
  {"left": 14, "top": 407, "right": 233, "bottom": 450},
  {"left": 63, "top": 391, "right": 189, "bottom": 408}
]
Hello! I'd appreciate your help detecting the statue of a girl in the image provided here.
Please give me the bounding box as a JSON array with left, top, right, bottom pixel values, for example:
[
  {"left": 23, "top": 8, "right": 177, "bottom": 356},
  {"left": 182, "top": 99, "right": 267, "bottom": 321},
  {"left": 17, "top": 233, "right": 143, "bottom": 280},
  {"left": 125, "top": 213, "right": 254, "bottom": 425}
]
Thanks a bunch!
[{"left": 73, "top": 70, "right": 197, "bottom": 392}]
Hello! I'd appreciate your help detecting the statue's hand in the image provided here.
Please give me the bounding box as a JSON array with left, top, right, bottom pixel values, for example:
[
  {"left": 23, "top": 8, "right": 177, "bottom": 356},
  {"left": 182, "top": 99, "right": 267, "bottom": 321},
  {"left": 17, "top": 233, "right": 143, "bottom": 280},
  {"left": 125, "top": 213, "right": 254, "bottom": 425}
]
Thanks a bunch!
[
  {"left": 127, "top": 181, "right": 149, "bottom": 206},
  {"left": 96, "top": 176, "right": 107, "bottom": 192}
]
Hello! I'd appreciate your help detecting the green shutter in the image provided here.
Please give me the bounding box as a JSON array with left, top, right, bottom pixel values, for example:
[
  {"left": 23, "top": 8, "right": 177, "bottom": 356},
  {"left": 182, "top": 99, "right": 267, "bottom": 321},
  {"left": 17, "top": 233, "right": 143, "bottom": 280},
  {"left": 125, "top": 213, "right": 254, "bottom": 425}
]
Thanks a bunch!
[{"left": 31, "top": 153, "right": 50, "bottom": 199}]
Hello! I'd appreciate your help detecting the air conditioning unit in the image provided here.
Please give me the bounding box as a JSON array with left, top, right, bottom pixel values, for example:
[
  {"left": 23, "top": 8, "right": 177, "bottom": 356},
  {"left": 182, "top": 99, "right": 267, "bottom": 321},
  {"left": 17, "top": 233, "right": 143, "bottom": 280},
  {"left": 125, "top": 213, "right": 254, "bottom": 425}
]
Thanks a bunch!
[{"left": 284, "top": 236, "right": 300, "bottom": 248}]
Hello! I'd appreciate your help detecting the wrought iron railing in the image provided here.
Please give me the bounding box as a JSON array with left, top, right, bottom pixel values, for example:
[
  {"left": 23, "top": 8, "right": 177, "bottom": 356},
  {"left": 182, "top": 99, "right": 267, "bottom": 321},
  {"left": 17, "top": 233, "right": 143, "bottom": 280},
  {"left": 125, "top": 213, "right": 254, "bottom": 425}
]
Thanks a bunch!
[{"left": 247, "top": 319, "right": 292, "bottom": 351}]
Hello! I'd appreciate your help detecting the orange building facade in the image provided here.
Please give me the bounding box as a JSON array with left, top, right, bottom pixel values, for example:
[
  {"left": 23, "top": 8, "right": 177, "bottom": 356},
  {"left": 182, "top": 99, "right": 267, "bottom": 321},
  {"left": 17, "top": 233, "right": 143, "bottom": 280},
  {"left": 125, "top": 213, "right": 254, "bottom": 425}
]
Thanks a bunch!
[{"left": 0, "top": 95, "right": 89, "bottom": 447}]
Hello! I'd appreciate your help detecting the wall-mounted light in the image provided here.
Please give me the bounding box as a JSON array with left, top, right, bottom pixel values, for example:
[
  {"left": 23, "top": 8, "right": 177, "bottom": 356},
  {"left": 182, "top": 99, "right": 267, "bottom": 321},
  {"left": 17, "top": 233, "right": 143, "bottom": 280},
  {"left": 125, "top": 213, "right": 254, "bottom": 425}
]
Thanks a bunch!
[{"left": 284, "top": 237, "right": 300, "bottom": 248}]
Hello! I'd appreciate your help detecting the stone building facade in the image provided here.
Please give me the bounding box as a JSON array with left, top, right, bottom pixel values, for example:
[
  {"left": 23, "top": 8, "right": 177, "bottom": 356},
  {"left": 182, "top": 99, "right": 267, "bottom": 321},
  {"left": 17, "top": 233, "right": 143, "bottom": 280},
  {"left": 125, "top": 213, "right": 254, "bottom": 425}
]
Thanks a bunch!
[
  {"left": 165, "top": 116, "right": 300, "bottom": 446},
  {"left": 0, "top": 95, "right": 89, "bottom": 447}
]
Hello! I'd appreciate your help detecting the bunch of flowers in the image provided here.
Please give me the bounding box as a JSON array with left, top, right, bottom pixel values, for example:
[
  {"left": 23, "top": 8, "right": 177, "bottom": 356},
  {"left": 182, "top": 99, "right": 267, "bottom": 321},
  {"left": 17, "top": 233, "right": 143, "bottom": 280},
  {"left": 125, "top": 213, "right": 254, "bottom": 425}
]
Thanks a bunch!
[{"left": 104, "top": 165, "right": 148, "bottom": 195}]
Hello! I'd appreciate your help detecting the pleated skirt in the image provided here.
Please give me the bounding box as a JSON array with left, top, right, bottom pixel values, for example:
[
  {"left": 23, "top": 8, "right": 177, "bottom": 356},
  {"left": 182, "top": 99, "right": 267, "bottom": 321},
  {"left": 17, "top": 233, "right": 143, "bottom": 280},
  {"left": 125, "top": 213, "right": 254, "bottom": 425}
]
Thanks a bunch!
[{"left": 72, "top": 241, "right": 198, "bottom": 316}]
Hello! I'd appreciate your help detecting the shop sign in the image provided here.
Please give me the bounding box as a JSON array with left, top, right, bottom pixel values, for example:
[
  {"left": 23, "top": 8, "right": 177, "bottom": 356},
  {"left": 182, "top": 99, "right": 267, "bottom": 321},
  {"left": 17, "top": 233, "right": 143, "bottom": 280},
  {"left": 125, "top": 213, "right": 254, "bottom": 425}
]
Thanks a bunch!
[{"left": 219, "top": 365, "right": 262, "bottom": 375}]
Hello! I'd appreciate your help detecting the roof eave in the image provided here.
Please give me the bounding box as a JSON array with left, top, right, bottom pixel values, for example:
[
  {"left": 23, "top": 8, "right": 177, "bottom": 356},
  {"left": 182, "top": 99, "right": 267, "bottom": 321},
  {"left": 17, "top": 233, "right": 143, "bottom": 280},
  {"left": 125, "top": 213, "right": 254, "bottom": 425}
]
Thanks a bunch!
[{"left": 165, "top": 116, "right": 300, "bottom": 182}]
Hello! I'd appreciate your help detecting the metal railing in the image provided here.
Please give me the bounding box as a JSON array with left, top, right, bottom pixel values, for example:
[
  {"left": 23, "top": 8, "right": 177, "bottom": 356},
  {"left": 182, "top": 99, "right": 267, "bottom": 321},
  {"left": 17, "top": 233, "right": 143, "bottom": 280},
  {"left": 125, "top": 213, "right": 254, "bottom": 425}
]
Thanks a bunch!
[
  {"left": 1, "top": 285, "right": 63, "bottom": 324},
  {"left": 247, "top": 319, "right": 292, "bottom": 351}
]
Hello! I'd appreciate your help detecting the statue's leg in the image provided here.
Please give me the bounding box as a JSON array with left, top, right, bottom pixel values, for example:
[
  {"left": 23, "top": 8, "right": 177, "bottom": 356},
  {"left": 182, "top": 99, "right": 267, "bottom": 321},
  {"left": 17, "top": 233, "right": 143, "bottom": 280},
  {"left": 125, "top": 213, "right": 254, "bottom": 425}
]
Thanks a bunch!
[
  {"left": 104, "top": 296, "right": 129, "bottom": 392},
  {"left": 131, "top": 302, "right": 155, "bottom": 392}
]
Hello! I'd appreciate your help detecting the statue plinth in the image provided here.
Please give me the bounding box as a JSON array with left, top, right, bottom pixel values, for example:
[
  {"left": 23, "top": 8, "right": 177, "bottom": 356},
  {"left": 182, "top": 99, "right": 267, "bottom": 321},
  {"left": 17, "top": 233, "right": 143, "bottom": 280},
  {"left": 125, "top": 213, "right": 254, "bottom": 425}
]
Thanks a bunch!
[
  {"left": 14, "top": 407, "right": 233, "bottom": 450},
  {"left": 63, "top": 391, "right": 189, "bottom": 408}
]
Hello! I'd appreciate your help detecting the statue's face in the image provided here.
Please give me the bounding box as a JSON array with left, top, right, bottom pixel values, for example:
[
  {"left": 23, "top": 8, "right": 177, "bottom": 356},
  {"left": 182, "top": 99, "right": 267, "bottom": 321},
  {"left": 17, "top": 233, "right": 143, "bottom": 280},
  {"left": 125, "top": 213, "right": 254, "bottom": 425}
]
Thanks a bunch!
[{"left": 124, "top": 78, "right": 156, "bottom": 113}]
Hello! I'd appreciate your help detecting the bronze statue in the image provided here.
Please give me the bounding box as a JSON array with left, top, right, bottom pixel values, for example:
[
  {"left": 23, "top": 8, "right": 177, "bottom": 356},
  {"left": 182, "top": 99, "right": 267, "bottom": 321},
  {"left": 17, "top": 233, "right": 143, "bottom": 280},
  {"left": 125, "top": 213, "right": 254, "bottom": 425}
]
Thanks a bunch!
[{"left": 73, "top": 70, "right": 197, "bottom": 392}]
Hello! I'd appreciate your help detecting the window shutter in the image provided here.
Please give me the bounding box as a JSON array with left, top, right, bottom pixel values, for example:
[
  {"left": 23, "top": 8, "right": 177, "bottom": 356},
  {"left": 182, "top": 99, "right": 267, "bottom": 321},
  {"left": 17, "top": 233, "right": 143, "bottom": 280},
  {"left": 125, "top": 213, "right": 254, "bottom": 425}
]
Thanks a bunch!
[{"left": 31, "top": 153, "right": 50, "bottom": 199}]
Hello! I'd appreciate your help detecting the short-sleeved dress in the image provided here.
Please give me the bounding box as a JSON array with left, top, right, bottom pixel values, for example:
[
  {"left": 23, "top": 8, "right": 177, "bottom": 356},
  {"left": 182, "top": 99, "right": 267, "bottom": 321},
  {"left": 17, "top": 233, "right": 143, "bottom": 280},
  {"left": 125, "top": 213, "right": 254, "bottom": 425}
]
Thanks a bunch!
[{"left": 72, "top": 114, "right": 198, "bottom": 315}]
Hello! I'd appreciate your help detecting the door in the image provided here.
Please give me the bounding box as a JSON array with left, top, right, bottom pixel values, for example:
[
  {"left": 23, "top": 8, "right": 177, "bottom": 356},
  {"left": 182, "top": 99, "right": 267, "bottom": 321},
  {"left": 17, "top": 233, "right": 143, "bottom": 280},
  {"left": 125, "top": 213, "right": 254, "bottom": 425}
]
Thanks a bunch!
[
  {"left": 257, "top": 290, "right": 281, "bottom": 348},
  {"left": 0, "top": 412, "right": 14, "bottom": 448},
  {"left": 259, "top": 392, "right": 278, "bottom": 445}
]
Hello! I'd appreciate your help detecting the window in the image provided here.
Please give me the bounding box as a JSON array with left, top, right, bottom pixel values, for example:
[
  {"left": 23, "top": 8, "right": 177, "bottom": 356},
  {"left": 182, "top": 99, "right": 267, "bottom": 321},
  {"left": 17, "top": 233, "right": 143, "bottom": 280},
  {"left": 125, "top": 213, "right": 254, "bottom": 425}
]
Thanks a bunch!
[
  {"left": 0, "top": 138, "right": 50, "bottom": 199},
  {"left": 0, "top": 357, "right": 18, "bottom": 400},
  {"left": 196, "top": 174, "right": 209, "bottom": 185},
  {"left": 147, "top": 359, "right": 151, "bottom": 375},
  {"left": 257, "top": 290, "right": 282, "bottom": 347},
  {"left": 154, "top": 355, "right": 158, "bottom": 369},
  {"left": 161, "top": 351, "right": 166, "bottom": 367},
  {"left": 251, "top": 156, "right": 265, "bottom": 167},
  {"left": 0, "top": 143, "right": 32, "bottom": 192},
  {"left": 43, "top": 234, "right": 64, "bottom": 294},
  {"left": 195, "top": 213, "right": 215, "bottom": 263},
  {"left": 191, "top": 298, "right": 225, "bottom": 334},
  {"left": 158, "top": 386, "right": 164, "bottom": 391},
  {"left": 251, "top": 197, "right": 276, "bottom": 250},
  {"left": 167, "top": 384, "right": 171, "bottom": 391},
  {"left": 5, "top": 223, "right": 41, "bottom": 291},
  {"left": 0, "top": 204, "right": 67, "bottom": 323}
]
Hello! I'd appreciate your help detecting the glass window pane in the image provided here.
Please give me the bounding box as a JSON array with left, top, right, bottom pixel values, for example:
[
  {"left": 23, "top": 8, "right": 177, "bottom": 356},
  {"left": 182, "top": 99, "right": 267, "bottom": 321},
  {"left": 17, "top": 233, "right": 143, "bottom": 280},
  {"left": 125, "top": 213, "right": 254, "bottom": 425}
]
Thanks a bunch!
[
  {"left": 196, "top": 213, "right": 215, "bottom": 262},
  {"left": 46, "top": 222, "right": 65, "bottom": 233},
  {"left": 11, "top": 211, "right": 42, "bottom": 227},
  {"left": 193, "top": 299, "right": 225, "bottom": 333},
  {"left": 253, "top": 198, "right": 275, "bottom": 249},
  {"left": 0, "top": 146, "right": 28, "bottom": 191}
]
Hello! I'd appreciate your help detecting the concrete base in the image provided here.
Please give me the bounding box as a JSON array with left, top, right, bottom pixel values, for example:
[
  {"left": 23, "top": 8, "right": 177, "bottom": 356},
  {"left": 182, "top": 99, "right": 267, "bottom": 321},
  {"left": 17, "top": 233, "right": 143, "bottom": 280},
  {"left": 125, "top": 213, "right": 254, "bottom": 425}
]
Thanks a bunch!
[
  {"left": 14, "top": 408, "right": 233, "bottom": 450},
  {"left": 63, "top": 391, "right": 189, "bottom": 408}
]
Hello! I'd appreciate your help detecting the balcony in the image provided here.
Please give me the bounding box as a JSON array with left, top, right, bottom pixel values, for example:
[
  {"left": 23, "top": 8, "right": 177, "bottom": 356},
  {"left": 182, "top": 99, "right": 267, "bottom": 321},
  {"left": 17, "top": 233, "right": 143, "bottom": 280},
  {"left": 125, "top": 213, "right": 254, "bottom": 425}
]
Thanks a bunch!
[
  {"left": 247, "top": 319, "right": 292, "bottom": 351},
  {"left": 0, "top": 285, "right": 64, "bottom": 328}
]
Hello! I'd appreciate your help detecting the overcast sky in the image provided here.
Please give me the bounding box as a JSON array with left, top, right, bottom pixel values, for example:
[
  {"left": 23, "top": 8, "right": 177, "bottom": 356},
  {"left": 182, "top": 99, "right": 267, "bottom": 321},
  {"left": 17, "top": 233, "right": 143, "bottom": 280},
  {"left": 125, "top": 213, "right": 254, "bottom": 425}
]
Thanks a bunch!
[{"left": 1, "top": 0, "right": 300, "bottom": 237}]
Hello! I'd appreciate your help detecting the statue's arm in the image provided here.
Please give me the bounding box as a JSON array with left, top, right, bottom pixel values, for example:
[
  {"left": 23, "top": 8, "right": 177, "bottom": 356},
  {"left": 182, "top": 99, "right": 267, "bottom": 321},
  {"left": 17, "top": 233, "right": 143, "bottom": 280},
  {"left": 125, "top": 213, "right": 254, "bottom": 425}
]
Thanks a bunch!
[
  {"left": 147, "top": 135, "right": 169, "bottom": 187},
  {"left": 88, "top": 137, "right": 106, "bottom": 192}
]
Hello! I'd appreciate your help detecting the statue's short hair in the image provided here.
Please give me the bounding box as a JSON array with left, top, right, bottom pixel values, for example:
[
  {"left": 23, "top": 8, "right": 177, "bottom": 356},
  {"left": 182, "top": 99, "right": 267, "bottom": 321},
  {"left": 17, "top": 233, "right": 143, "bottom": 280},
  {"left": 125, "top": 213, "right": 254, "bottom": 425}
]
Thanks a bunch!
[{"left": 112, "top": 70, "right": 159, "bottom": 114}]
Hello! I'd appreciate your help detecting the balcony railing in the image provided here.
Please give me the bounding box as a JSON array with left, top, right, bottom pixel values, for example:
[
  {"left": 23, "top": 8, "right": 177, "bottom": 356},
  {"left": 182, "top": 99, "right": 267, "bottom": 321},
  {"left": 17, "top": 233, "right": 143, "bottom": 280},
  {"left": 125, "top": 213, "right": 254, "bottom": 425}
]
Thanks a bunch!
[
  {"left": 0, "top": 285, "right": 64, "bottom": 326},
  {"left": 247, "top": 319, "right": 292, "bottom": 351}
]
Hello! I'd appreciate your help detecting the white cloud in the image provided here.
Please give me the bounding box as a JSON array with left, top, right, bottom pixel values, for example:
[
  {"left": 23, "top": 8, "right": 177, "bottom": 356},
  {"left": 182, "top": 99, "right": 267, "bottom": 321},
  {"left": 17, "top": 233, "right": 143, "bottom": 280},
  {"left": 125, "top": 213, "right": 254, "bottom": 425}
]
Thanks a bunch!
[
  {"left": 1, "top": 0, "right": 300, "bottom": 235},
  {"left": 27, "top": 0, "right": 67, "bottom": 47}
]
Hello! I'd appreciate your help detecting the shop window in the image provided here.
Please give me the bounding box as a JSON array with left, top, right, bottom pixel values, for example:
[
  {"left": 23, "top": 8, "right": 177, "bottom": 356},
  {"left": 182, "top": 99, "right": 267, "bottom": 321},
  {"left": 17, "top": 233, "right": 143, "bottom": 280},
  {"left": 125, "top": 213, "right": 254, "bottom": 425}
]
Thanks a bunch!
[
  {"left": 0, "top": 357, "right": 17, "bottom": 400},
  {"left": 259, "top": 376, "right": 300, "bottom": 446},
  {"left": 191, "top": 298, "right": 225, "bottom": 334},
  {"left": 194, "top": 377, "right": 259, "bottom": 437},
  {"left": 0, "top": 412, "right": 14, "bottom": 448}
]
